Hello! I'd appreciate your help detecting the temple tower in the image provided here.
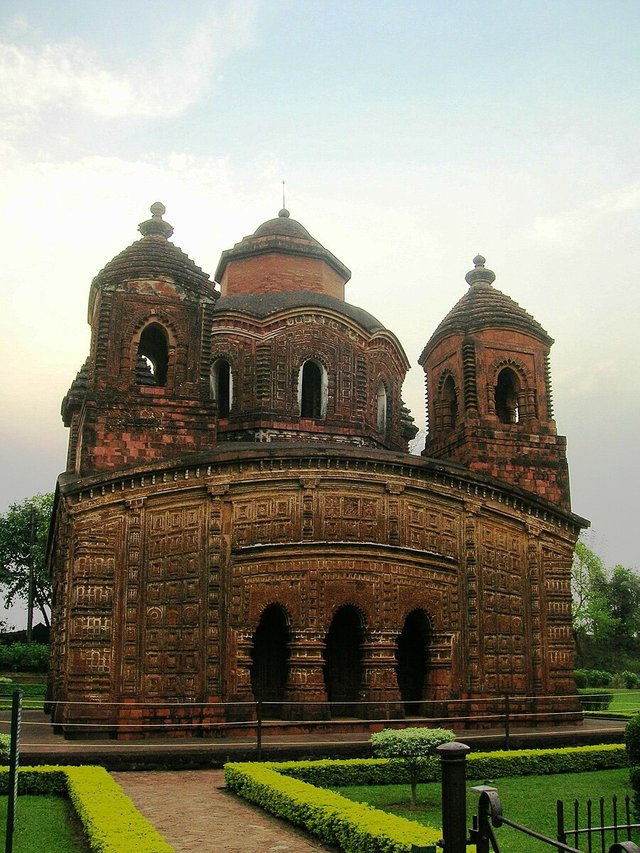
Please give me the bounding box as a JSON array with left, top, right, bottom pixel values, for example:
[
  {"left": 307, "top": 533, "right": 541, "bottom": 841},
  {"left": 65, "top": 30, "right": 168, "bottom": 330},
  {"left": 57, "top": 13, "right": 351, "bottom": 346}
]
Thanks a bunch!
[
  {"left": 419, "top": 255, "right": 571, "bottom": 510},
  {"left": 61, "top": 203, "right": 219, "bottom": 475}
]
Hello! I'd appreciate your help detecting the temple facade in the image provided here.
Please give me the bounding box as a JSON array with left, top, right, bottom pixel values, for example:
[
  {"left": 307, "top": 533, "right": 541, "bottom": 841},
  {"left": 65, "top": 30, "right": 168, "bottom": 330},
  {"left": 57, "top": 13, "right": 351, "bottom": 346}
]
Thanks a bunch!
[{"left": 47, "top": 203, "right": 586, "bottom": 737}]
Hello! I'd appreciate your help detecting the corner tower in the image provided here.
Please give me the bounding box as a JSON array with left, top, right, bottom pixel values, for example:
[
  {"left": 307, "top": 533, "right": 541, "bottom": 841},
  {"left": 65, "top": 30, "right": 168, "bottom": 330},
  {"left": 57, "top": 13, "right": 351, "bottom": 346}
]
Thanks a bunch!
[
  {"left": 419, "top": 255, "right": 571, "bottom": 509},
  {"left": 61, "top": 203, "right": 219, "bottom": 475}
]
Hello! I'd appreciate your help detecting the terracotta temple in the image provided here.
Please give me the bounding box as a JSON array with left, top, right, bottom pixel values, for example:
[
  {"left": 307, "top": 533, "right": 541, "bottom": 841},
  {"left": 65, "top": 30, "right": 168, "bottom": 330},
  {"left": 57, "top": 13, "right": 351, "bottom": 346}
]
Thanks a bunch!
[{"left": 47, "top": 203, "right": 587, "bottom": 737}]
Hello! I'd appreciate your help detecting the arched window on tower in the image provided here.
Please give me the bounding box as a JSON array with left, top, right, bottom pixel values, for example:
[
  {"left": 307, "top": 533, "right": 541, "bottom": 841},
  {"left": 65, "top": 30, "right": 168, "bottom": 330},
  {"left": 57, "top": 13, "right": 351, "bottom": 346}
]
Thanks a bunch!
[
  {"left": 136, "top": 323, "right": 168, "bottom": 387},
  {"left": 376, "top": 382, "right": 388, "bottom": 434},
  {"left": 442, "top": 375, "right": 458, "bottom": 429},
  {"left": 211, "top": 359, "right": 232, "bottom": 418},
  {"left": 299, "top": 359, "right": 327, "bottom": 419},
  {"left": 495, "top": 367, "right": 520, "bottom": 424}
]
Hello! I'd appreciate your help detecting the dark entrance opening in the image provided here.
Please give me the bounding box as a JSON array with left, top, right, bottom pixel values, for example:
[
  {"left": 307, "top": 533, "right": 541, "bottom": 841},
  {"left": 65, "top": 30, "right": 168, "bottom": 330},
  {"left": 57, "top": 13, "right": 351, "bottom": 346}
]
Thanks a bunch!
[
  {"left": 250, "top": 604, "right": 290, "bottom": 717},
  {"left": 395, "top": 609, "right": 431, "bottom": 715},
  {"left": 323, "top": 605, "right": 363, "bottom": 717}
]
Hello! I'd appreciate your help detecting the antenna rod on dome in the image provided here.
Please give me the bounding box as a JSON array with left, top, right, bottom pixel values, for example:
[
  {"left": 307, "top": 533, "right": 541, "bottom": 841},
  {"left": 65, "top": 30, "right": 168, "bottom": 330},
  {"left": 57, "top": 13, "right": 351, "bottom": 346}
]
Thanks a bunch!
[{"left": 282, "top": 179, "right": 286, "bottom": 210}]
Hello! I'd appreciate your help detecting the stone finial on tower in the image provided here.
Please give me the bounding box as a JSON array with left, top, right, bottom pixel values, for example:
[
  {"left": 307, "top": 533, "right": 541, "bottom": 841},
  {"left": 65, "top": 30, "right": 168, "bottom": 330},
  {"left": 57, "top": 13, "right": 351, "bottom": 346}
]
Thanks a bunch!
[
  {"left": 138, "top": 202, "right": 174, "bottom": 239},
  {"left": 465, "top": 254, "right": 496, "bottom": 286}
]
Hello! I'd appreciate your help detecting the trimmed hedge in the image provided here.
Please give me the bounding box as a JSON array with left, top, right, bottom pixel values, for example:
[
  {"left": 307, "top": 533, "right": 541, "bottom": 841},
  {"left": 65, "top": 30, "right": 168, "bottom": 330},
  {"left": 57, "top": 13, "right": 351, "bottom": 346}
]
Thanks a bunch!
[
  {"left": 225, "top": 762, "right": 442, "bottom": 853},
  {"left": 0, "top": 766, "right": 173, "bottom": 853},
  {"left": 225, "top": 745, "right": 627, "bottom": 853},
  {"left": 272, "top": 743, "right": 628, "bottom": 788}
]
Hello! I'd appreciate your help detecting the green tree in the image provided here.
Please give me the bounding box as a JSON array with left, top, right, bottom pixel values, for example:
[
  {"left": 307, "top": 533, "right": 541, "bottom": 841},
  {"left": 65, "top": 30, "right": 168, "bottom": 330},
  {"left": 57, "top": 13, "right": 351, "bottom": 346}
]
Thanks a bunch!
[
  {"left": 0, "top": 494, "right": 54, "bottom": 628},
  {"left": 572, "top": 538, "right": 640, "bottom": 669},
  {"left": 571, "top": 540, "right": 617, "bottom": 652},
  {"left": 370, "top": 727, "right": 455, "bottom": 806},
  {"left": 607, "top": 565, "right": 640, "bottom": 648}
]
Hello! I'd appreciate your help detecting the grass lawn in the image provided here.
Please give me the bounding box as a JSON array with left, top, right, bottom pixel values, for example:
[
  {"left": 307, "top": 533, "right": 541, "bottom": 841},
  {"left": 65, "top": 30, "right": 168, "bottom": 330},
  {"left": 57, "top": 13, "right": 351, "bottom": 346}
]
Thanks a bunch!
[
  {"left": 333, "top": 768, "right": 639, "bottom": 853},
  {"left": 608, "top": 689, "right": 640, "bottom": 714},
  {"left": 0, "top": 675, "right": 46, "bottom": 711},
  {"left": 0, "top": 795, "right": 89, "bottom": 852}
]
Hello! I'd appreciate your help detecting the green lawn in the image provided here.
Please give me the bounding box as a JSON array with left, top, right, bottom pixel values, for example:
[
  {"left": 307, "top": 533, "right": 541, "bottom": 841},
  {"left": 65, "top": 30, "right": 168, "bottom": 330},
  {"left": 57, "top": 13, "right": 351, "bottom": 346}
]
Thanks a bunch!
[
  {"left": 0, "top": 676, "right": 46, "bottom": 711},
  {"left": 333, "top": 768, "right": 639, "bottom": 853},
  {"left": 0, "top": 795, "right": 89, "bottom": 852},
  {"left": 608, "top": 689, "right": 640, "bottom": 714}
]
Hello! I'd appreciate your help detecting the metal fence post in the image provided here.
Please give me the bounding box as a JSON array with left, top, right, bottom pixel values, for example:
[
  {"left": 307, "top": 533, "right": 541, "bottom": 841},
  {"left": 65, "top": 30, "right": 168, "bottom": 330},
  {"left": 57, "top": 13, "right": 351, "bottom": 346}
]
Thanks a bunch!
[
  {"left": 256, "top": 700, "right": 263, "bottom": 760},
  {"left": 504, "top": 694, "right": 511, "bottom": 750},
  {"left": 437, "top": 741, "right": 471, "bottom": 853},
  {"left": 5, "top": 689, "right": 23, "bottom": 853}
]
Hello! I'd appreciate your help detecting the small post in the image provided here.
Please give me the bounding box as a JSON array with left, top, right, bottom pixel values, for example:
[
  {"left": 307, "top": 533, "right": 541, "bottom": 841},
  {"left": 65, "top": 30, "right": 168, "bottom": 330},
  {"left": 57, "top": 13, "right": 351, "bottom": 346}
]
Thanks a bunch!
[
  {"left": 5, "top": 689, "right": 23, "bottom": 853},
  {"left": 26, "top": 506, "right": 36, "bottom": 644},
  {"left": 504, "top": 694, "right": 511, "bottom": 750},
  {"left": 437, "top": 741, "right": 471, "bottom": 853},
  {"left": 256, "top": 699, "right": 263, "bottom": 760},
  {"left": 556, "top": 799, "right": 566, "bottom": 851}
]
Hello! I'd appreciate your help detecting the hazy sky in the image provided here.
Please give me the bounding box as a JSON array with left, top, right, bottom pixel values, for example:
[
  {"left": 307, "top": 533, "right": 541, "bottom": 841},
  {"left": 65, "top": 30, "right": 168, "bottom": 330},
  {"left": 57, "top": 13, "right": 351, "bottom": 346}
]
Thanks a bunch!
[{"left": 1, "top": 1, "right": 639, "bottom": 625}]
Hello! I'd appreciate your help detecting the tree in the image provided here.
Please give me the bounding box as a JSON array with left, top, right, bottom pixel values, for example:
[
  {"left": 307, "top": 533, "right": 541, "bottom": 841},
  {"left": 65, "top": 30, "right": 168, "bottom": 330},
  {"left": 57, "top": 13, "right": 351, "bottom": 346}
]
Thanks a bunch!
[
  {"left": 0, "top": 494, "right": 54, "bottom": 629},
  {"left": 607, "top": 565, "right": 640, "bottom": 648},
  {"left": 572, "top": 538, "right": 640, "bottom": 670},
  {"left": 571, "top": 540, "right": 618, "bottom": 649},
  {"left": 370, "top": 727, "right": 455, "bottom": 806}
]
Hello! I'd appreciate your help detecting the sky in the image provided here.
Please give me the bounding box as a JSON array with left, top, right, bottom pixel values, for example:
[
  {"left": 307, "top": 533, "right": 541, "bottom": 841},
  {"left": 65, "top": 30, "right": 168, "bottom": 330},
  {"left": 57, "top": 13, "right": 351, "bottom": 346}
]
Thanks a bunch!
[{"left": 1, "top": 0, "right": 639, "bottom": 627}]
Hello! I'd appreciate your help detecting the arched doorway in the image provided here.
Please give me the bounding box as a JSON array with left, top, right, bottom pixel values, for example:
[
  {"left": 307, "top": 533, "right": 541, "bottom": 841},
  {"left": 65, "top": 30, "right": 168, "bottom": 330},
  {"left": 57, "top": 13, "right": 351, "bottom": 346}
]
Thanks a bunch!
[
  {"left": 323, "top": 605, "right": 364, "bottom": 717},
  {"left": 250, "top": 604, "right": 290, "bottom": 716},
  {"left": 395, "top": 609, "right": 431, "bottom": 715}
]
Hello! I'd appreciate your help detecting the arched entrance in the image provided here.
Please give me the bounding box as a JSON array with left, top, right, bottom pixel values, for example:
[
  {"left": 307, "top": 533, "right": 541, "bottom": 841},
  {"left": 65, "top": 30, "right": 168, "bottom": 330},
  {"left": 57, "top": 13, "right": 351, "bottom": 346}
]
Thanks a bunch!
[
  {"left": 323, "top": 605, "right": 364, "bottom": 717},
  {"left": 395, "top": 609, "right": 431, "bottom": 715},
  {"left": 250, "top": 604, "right": 290, "bottom": 716}
]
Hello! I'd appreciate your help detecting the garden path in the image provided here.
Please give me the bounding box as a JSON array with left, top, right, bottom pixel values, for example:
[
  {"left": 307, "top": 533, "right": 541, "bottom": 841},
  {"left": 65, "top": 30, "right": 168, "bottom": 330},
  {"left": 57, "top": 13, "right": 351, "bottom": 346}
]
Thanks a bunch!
[{"left": 111, "top": 769, "right": 335, "bottom": 853}]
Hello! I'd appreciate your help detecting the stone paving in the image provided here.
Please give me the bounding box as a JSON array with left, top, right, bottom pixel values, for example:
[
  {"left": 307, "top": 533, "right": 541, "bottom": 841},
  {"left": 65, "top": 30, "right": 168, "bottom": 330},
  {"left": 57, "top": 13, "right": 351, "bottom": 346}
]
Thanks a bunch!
[{"left": 112, "top": 769, "right": 335, "bottom": 853}]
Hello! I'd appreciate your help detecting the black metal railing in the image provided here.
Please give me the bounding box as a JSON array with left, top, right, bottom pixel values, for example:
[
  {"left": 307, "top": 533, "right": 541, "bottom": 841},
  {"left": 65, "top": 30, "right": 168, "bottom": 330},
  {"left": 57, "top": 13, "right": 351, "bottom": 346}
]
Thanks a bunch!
[
  {"left": 468, "top": 784, "right": 640, "bottom": 853},
  {"left": 558, "top": 795, "right": 640, "bottom": 853}
]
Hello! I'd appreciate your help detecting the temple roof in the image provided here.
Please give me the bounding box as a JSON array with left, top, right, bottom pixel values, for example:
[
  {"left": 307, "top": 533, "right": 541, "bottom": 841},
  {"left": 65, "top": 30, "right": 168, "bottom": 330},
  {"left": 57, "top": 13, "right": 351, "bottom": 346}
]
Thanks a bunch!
[
  {"left": 88, "top": 203, "right": 213, "bottom": 317},
  {"left": 215, "top": 208, "right": 351, "bottom": 284},
  {"left": 420, "top": 255, "right": 552, "bottom": 362},
  {"left": 214, "top": 291, "right": 386, "bottom": 334}
]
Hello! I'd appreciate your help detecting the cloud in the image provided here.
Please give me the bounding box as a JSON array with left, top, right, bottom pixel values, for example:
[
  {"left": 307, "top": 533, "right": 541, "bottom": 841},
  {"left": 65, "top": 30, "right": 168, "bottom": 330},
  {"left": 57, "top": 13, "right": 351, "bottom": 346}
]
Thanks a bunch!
[
  {"left": 0, "top": 1, "right": 257, "bottom": 123},
  {"left": 529, "top": 181, "right": 640, "bottom": 247}
]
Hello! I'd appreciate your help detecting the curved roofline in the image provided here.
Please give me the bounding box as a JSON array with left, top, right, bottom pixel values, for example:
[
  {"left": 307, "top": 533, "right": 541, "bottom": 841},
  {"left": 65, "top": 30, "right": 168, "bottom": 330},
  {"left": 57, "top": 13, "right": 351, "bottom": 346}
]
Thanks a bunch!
[
  {"left": 420, "top": 281, "right": 553, "bottom": 363},
  {"left": 55, "top": 443, "right": 588, "bottom": 531},
  {"left": 213, "top": 292, "right": 411, "bottom": 369},
  {"left": 214, "top": 213, "right": 351, "bottom": 283}
]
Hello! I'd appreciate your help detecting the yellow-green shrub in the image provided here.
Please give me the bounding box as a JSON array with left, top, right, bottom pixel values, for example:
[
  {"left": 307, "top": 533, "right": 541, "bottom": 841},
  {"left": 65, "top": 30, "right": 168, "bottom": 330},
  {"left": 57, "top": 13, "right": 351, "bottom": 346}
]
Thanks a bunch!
[
  {"left": 0, "top": 765, "right": 173, "bottom": 853},
  {"left": 225, "top": 762, "right": 442, "bottom": 853}
]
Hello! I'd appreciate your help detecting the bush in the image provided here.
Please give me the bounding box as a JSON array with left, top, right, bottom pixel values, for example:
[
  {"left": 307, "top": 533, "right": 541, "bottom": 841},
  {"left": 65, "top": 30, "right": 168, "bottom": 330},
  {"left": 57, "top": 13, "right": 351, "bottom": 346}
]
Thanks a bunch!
[
  {"left": 578, "top": 688, "right": 614, "bottom": 710},
  {"left": 630, "top": 766, "right": 640, "bottom": 820},
  {"left": 274, "top": 744, "right": 628, "bottom": 788},
  {"left": 622, "top": 671, "right": 639, "bottom": 689},
  {"left": 225, "top": 762, "right": 442, "bottom": 852},
  {"left": 0, "top": 734, "right": 10, "bottom": 762},
  {"left": 625, "top": 715, "right": 640, "bottom": 766},
  {"left": 574, "top": 670, "right": 588, "bottom": 688},
  {"left": 574, "top": 669, "right": 612, "bottom": 687},
  {"left": 0, "top": 766, "right": 173, "bottom": 852},
  {"left": 0, "top": 642, "right": 49, "bottom": 673}
]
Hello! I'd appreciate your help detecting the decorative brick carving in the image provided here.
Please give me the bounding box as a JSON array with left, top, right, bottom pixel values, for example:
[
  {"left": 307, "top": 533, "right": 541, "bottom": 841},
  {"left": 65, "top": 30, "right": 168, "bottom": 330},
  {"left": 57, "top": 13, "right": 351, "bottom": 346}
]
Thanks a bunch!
[{"left": 49, "top": 208, "right": 585, "bottom": 738}]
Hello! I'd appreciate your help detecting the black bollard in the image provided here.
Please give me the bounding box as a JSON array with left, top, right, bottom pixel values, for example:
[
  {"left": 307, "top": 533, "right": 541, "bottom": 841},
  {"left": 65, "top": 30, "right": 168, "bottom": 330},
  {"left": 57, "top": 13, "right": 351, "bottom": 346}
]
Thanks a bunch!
[{"left": 437, "top": 741, "right": 471, "bottom": 853}]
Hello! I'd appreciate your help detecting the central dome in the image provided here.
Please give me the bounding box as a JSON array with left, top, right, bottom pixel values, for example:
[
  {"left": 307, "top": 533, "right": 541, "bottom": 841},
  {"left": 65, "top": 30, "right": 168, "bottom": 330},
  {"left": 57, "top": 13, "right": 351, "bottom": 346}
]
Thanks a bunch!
[{"left": 215, "top": 209, "right": 351, "bottom": 299}]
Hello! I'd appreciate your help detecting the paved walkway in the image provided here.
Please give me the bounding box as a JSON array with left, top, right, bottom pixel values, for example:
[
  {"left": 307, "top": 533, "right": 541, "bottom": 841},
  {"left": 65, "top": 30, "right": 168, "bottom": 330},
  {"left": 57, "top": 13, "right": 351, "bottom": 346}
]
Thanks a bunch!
[{"left": 112, "top": 769, "right": 335, "bottom": 853}]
